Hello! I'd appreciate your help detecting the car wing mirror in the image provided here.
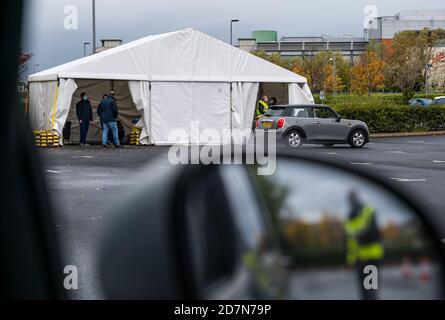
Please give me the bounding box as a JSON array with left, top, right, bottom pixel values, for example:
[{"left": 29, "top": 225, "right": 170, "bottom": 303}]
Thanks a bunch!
[
  {"left": 98, "top": 164, "right": 241, "bottom": 300},
  {"left": 98, "top": 153, "right": 445, "bottom": 300},
  {"left": 249, "top": 154, "right": 445, "bottom": 300}
]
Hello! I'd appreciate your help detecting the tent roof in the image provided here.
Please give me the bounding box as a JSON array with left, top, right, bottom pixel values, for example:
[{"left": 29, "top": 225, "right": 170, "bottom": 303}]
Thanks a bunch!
[{"left": 28, "top": 28, "right": 307, "bottom": 84}]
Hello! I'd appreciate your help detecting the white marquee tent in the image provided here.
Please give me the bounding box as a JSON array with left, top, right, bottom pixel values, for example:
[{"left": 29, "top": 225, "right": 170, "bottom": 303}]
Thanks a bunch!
[{"left": 28, "top": 28, "right": 314, "bottom": 145}]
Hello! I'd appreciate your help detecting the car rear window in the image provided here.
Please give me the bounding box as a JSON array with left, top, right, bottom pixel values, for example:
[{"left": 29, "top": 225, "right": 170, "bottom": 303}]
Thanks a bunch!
[
  {"left": 265, "top": 107, "right": 285, "bottom": 117},
  {"left": 291, "top": 108, "right": 311, "bottom": 118},
  {"left": 434, "top": 98, "right": 445, "bottom": 105}
]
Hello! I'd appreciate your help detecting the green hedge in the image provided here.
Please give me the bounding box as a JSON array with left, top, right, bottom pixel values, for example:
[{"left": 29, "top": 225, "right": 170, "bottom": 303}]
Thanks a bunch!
[
  {"left": 314, "top": 93, "right": 405, "bottom": 108},
  {"left": 334, "top": 105, "right": 445, "bottom": 133},
  {"left": 313, "top": 93, "right": 445, "bottom": 108},
  {"left": 309, "top": 93, "right": 445, "bottom": 132}
]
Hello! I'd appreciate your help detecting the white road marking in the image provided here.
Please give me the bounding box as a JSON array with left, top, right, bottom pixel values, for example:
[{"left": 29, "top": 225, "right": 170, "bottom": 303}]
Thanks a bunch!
[
  {"left": 408, "top": 141, "right": 425, "bottom": 144},
  {"left": 390, "top": 177, "right": 427, "bottom": 182},
  {"left": 45, "top": 170, "right": 62, "bottom": 174},
  {"left": 433, "top": 160, "right": 445, "bottom": 163},
  {"left": 322, "top": 152, "right": 338, "bottom": 155},
  {"left": 73, "top": 156, "right": 94, "bottom": 159},
  {"left": 386, "top": 151, "right": 407, "bottom": 154},
  {"left": 350, "top": 162, "right": 374, "bottom": 166}
]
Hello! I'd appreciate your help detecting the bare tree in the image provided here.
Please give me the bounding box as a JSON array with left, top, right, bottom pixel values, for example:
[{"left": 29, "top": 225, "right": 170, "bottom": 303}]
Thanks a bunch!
[
  {"left": 18, "top": 49, "right": 32, "bottom": 82},
  {"left": 386, "top": 28, "right": 445, "bottom": 102}
]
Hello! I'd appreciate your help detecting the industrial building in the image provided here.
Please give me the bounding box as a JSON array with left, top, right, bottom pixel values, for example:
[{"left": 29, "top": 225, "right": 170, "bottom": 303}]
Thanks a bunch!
[
  {"left": 238, "top": 10, "right": 445, "bottom": 64},
  {"left": 95, "top": 39, "right": 123, "bottom": 53},
  {"left": 238, "top": 31, "right": 368, "bottom": 63},
  {"left": 364, "top": 10, "right": 445, "bottom": 44}
]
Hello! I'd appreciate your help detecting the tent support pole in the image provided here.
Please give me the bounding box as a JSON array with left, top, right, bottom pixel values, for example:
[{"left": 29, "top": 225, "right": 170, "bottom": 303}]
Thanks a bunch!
[
  {"left": 149, "top": 82, "right": 152, "bottom": 145},
  {"left": 51, "top": 78, "right": 60, "bottom": 130},
  {"left": 230, "top": 82, "right": 233, "bottom": 146}
]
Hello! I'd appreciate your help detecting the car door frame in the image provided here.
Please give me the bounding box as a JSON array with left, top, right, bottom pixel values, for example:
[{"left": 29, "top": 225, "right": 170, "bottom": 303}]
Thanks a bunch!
[
  {"left": 284, "top": 107, "right": 315, "bottom": 139},
  {"left": 313, "top": 106, "right": 347, "bottom": 142}
]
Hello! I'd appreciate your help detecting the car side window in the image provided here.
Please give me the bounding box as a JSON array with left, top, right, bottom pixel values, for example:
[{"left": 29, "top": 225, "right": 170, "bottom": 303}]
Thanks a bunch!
[
  {"left": 291, "top": 108, "right": 311, "bottom": 118},
  {"left": 314, "top": 107, "right": 336, "bottom": 119}
]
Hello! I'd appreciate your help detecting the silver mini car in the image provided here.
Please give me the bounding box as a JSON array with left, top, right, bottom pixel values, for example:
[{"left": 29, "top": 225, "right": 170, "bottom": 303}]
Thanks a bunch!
[{"left": 256, "top": 104, "right": 370, "bottom": 148}]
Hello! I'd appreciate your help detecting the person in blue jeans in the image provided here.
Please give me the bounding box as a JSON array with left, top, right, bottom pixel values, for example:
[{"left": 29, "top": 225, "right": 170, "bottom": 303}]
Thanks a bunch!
[
  {"left": 76, "top": 92, "right": 93, "bottom": 146},
  {"left": 97, "top": 94, "right": 123, "bottom": 148}
]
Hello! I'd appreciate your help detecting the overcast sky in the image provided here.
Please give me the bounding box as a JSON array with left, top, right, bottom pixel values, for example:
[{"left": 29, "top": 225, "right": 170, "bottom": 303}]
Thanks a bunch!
[{"left": 22, "top": 0, "right": 444, "bottom": 76}]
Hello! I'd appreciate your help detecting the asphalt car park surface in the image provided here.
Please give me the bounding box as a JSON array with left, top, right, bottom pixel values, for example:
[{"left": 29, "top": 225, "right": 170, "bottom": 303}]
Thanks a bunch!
[{"left": 39, "top": 135, "right": 445, "bottom": 299}]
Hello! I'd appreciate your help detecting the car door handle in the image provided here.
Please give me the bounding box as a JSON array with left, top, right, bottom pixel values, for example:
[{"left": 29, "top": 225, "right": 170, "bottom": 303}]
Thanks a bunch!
[{"left": 315, "top": 121, "right": 322, "bottom": 125}]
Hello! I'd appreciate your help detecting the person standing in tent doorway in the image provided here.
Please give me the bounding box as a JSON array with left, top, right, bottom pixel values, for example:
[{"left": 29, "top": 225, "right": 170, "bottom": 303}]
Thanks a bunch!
[
  {"left": 76, "top": 92, "right": 93, "bottom": 146},
  {"left": 97, "top": 94, "right": 123, "bottom": 148},
  {"left": 98, "top": 94, "right": 113, "bottom": 145},
  {"left": 256, "top": 95, "right": 269, "bottom": 119},
  {"left": 109, "top": 90, "right": 116, "bottom": 101},
  {"left": 269, "top": 97, "right": 277, "bottom": 106}
]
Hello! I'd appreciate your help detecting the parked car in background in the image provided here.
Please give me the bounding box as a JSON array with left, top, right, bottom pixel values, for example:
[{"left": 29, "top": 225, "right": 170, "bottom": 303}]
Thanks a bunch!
[
  {"left": 409, "top": 98, "right": 432, "bottom": 107},
  {"left": 256, "top": 104, "right": 370, "bottom": 149},
  {"left": 432, "top": 96, "right": 445, "bottom": 106}
]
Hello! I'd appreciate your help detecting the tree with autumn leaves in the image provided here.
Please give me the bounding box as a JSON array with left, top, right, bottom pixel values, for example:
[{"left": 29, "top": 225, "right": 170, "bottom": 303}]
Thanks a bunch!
[
  {"left": 292, "top": 52, "right": 348, "bottom": 93},
  {"left": 252, "top": 28, "right": 445, "bottom": 100},
  {"left": 253, "top": 50, "right": 348, "bottom": 94},
  {"left": 351, "top": 41, "right": 385, "bottom": 95},
  {"left": 18, "top": 49, "right": 32, "bottom": 82},
  {"left": 385, "top": 28, "right": 445, "bottom": 102}
]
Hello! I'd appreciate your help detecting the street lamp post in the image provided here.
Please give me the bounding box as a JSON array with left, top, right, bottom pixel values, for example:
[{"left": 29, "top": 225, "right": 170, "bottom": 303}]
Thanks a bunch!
[
  {"left": 426, "top": 63, "right": 432, "bottom": 96},
  {"left": 83, "top": 42, "right": 91, "bottom": 57},
  {"left": 330, "top": 57, "right": 337, "bottom": 100},
  {"left": 230, "top": 19, "right": 239, "bottom": 46},
  {"left": 92, "top": 0, "right": 96, "bottom": 54}
]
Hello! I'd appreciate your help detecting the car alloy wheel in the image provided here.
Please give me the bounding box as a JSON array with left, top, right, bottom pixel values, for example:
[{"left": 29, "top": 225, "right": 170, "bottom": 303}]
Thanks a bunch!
[
  {"left": 351, "top": 130, "right": 365, "bottom": 148},
  {"left": 287, "top": 131, "right": 302, "bottom": 148}
]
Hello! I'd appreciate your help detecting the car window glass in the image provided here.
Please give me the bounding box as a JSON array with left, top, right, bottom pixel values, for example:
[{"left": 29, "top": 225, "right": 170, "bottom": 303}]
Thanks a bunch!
[
  {"left": 265, "top": 108, "right": 285, "bottom": 117},
  {"left": 315, "top": 107, "right": 336, "bottom": 119},
  {"left": 220, "top": 166, "right": 265, "bottom": 250},
  {"left": 292, "top": 108, "right": 311, "bottom": 118},
  {"left": 185, "top": 169, "right": 236, "bottom": 292}
]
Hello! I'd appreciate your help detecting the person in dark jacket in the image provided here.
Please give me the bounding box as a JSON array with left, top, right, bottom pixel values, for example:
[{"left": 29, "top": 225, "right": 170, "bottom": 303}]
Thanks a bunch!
[
  {"left": 97, "top": 94, "right": 122, "bottom": 148},
  {"left": 76, "top": 92, "right": 93, "bottom": 146},
  {"left": 98, "top": 94, "right": 113, "bottom": 144}
]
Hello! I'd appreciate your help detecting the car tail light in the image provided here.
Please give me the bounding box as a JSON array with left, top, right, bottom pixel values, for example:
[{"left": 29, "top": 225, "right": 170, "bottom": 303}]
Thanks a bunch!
[
  {"left": 256, "top": 120, "right": 260, "bottom": 128},
  {"left": 277, "top": 118, "right": 285, "bottom": 129}
]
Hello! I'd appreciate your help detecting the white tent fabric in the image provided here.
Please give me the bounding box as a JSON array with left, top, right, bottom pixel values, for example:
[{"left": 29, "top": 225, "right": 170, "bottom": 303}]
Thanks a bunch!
[
  {"left": 128, "top": 81, "right": 151, "bottom": 144},
  {"left": 289, "top": 83, "right": 314, "bottom": 105},
  {"left": 53, "top": 79, "right": 78, "bottom": 135},
  {"left": 232, "top": 82, "right": 260, "bottom": 143},
  {"left": 29, "top": 81, "right": 57, "bottom": 131},
  {"left": 28, "top": 28, "right": 314, "bottom": 145}
]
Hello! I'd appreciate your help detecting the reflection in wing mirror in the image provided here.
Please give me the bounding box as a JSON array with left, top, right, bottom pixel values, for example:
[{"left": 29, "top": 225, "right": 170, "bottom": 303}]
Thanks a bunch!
[
  {"left": 336, "top": 115, "right": 342, "bottom": 122},
  {"left": 250, "top": 155, "right": 445, "bottom": 300},
  {"left": 99, "top": 153, "right": 445, "bottom": 300}
]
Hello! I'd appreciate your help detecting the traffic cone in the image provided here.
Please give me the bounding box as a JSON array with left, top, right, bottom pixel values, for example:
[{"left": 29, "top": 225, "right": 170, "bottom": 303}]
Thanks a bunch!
[
  {"left": 419, "top": 256, "right": 431, "bottom": 284},
  {"left": 401, "top": 256, "right": 413, "bottom": 278}
]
